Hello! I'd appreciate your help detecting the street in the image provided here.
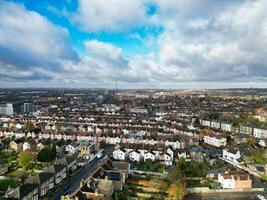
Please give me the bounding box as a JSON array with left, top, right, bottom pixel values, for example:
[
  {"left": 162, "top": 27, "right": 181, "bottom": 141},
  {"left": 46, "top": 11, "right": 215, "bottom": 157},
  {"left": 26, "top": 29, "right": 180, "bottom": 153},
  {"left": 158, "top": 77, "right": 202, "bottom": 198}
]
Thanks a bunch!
[{"left": 52, "top": 148, "right": 113, "bottom": 200}]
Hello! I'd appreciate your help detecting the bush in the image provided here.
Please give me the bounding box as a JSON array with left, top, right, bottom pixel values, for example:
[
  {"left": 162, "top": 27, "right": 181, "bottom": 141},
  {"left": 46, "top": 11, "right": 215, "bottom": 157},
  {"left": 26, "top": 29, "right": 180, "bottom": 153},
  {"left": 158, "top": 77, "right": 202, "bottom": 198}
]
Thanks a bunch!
[{"left": 0, "top": 180, "right": 20, "bottom": 191}]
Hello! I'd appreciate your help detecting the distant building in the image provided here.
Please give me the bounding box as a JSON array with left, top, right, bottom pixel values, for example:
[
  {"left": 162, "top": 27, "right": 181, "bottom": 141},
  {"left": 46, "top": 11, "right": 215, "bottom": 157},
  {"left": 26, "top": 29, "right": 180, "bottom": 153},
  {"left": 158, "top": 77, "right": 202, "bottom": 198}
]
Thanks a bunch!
[
  {"left": 203, "top": 134, "right": 227, "bottom": 147},
  {"left": 221, "top": 122, "right": 232, "bottom": 132},
  {"left": 21, "top": 102, "right": 35, "bottom": 113},
  {"left": 240, "top": 125, "right": 253, "bottom": 135},
  {"left": 129, "top": 108, "right": 148, "bottom": 114},
  {"left": 253, "top": 128, "right": 267, "bottom": 139},
  {"left": 210, "top": 120, "right": 221, "bottom": 129},
  {"left": 201, "top": 119, "right": 211, "bottom": 127},
  {"left": 0, "top": 103, "right": 13, "bottom": 115}
]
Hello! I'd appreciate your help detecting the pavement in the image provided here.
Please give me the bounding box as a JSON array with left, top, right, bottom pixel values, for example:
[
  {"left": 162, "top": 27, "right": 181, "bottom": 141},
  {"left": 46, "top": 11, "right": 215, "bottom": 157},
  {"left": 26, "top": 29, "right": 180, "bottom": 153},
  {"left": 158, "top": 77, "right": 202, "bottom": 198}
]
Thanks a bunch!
[
  {"left": 186, "top": 192, "right": 267, "bottom": 200},
  {"left": 51, "top": 148, "right": 113, "bottom": 200}
]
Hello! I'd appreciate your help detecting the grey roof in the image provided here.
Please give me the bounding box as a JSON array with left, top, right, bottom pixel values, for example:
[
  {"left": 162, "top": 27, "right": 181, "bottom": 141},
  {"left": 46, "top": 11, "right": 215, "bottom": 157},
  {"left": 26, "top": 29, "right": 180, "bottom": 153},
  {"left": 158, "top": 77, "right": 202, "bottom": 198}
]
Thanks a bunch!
[
  {"left": 93, "top": 168, "right": 121, "bottom": 181},
  {"left": 39, "top": 172, "right": 54, "bottom": 183},
  {"left": 54, "top": 164, "right": 66, "bottom": 173},
  {"left": 227, "top": 148, "right": 239, "bottom": 154},
  {"left": 66, "top": 153, "right": 77, "bottom": 164},
  {"left": 20, "top": 183, "right": 38, "bottom": 199},
  {"left": 70, "top": 142, "right": 80, "bottom": 148},
  {"left": 112, "top": 161, "right": 129, "bottom": 171}
]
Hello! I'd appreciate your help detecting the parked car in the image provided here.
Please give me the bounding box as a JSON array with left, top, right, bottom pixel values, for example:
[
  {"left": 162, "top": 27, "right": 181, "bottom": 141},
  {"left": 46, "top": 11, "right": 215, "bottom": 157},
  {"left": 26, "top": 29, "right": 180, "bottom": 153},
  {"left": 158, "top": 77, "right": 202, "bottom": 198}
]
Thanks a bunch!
[
  {"left": 97, "top": 152, "right": 103, "bottom": 159},
  {"left": 257, "top": 195, "right": 267, "bottom": 200}
]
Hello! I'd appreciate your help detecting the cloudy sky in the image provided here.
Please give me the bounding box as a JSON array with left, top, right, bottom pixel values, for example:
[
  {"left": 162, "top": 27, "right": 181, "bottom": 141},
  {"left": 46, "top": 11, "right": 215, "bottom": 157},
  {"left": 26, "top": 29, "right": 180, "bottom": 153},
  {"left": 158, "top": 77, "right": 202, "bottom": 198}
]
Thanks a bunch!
[{"left": 1, "top": 0, "right": 267, "bottom": 89}]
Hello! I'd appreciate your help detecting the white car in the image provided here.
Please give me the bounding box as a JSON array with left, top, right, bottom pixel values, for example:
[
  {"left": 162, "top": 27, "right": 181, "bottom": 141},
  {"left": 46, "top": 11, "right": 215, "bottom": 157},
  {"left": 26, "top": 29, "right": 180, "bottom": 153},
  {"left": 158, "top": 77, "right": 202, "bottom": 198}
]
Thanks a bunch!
[
  {"left": 97, "top": 152, "right": 103, "bottom": 159},
  {"left": 257, "top": 195, "right": 267, "bottom": 200}
]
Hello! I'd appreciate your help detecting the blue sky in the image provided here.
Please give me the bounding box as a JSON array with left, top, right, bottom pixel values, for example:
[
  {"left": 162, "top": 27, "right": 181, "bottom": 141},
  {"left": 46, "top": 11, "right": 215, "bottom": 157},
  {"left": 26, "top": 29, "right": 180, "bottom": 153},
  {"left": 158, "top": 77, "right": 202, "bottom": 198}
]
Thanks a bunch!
[
  {"left": 0, "top": 0, "right": 267, "bottom": 88},
  {"left": 11, "top": 0, "right": 160, "bottom": 56}
]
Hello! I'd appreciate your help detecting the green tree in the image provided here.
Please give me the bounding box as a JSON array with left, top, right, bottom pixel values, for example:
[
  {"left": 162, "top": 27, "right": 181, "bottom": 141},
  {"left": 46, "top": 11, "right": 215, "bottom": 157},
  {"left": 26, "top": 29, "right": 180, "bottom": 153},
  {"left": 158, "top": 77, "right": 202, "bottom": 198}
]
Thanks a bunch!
[
  {"left": 18, "top": 151, "right": 35, "bottom": 170},
  {"left": 37, "top": 145, "right": 57, "bottom": 162}
]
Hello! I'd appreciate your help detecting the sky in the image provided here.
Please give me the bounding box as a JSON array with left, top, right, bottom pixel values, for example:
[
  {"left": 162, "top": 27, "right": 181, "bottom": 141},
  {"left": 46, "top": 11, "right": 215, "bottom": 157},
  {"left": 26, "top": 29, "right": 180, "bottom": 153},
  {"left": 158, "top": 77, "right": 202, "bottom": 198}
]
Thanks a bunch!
[{"left": 0, "top": 0, "right": 267, "bottom": 89}]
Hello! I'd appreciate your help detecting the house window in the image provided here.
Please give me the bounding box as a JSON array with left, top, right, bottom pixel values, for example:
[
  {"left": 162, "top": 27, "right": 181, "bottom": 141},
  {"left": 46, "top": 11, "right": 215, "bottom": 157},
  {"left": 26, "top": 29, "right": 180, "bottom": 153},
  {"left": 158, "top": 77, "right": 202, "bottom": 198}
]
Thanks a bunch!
[
  {"left": 32, "top": 195, "right": 38, "bottom": 200},
  {"left": 41, "top": 189, "right": 46, "bottom": 196},
  {"left": 50, "top": 182, "right": 54, "bottom": 189}
]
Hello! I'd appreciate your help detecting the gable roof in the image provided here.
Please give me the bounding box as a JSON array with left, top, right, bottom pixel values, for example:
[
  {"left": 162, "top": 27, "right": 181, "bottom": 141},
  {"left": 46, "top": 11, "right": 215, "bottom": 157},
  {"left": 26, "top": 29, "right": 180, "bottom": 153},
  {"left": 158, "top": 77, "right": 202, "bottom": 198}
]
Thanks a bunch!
[
  {"left": 39, "top": 172, "right": 54, "bottom": 183},
  {"left": 20, "top": 183, "right": 38, "bottom": 199},
  {"left": 54, "top": 164, "right": 66, "bottom": 173}
]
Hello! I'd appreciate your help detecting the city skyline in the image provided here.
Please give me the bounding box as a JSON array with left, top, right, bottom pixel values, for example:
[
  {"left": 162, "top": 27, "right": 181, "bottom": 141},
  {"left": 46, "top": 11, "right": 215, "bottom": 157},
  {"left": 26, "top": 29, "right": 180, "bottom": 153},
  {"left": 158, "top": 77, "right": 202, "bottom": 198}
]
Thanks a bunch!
[{"left": 1, "top": 0, "right": 267, "bottom": 88}]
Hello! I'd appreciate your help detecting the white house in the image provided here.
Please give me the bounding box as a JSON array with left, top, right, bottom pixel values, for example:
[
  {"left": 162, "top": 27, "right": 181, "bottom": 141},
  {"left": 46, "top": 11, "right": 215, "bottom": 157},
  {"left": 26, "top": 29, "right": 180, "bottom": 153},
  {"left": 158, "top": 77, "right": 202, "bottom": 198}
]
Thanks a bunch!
[
  {"left": 221, "top": 122, "right": 232, "bottom": 132},
  {"left": 122, "top": 129, "right": 130, "bottom": 135},
  {"left": 129, "top": 108, "right": 148, "bottom": 114},
  {"left": 240, "top": 126, "right": 253, "bottom": 135},
  {"left": 37, "top": 142, "right": 45, "bottom": 150},
  {"left": 259, "top": 140, "right": 266, "bottom": 147},
  {"left": 129, "top": 150, "right": 141, "bottom": 162},
  {"left": 201, "top": 119, "right": 211, "bottom": 127},
  {"left": 165, "top": 141, "right": 181, "bottom": 149},
  {"left": 253, "top": 128, "right": 267, "bottom": 139},
  {"left": 222, "top": 149, "right": 241, "bottom": 165},
  {"left": 23, "top": 142, "right": 31, "bottom": 151},
  {"left": 137, "top": 149, "right": 147, "bottom": 157},
  {"left": 218, "top": 173, "right": 235, "bottom": 189},
  {"left": 144, "top": 152, "right": 156, "bottom": 161},
  {"left": 210, "top": 121, "right": 221, "bottom": 129},
  {"left": 203, "top": 134, "right": 227, "bottom": 147},
  {"left": 15, "top": 123, "right": 22, "bottom": 129},
  {"left": 113, "top": 148, "right": 127, "bottom": 160},
  {"left": 106, "top": 136, "right": 121, "bottom": 145},
  {"left": 162, "top": 153, "right": 173, "bottom": 166},
  {"left": 65, "top": 141, "right": 81, "bottom": 154},
  {"left": 177, "top": 150, "right": 187, "bottom": 159},
  {"left": 218, "top": 171, "right": 252, "bottom": 189},
  {"left": 166, "top": 147, "right": 174, "bottom": 160},
  {"left": 14, "top": 132, "right": 25, "bottom": 139}
]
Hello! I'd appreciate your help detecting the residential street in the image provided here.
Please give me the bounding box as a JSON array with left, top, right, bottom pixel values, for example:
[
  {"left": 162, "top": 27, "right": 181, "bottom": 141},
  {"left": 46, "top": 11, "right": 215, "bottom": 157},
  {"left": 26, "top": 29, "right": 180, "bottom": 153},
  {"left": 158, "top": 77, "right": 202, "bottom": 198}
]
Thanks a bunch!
[{"left": 51, "top": 148, "right": 113, "bottom": 200}]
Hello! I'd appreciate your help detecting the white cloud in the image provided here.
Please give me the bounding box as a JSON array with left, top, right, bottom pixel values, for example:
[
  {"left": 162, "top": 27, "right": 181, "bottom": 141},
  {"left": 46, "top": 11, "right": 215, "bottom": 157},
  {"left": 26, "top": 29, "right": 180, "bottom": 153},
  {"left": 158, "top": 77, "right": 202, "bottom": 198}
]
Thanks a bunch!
[
  {"left": 0, "top": 1, "right": 77, "bottom": 84},
  {"left": 2, "top": 0, "right": 267, "bottom": 89},
  {"left": 73, "top": 0, "right": 148, "bottom": 32},
  {"left": 63, "top": 40, "right": 152, "bottom": 84},
  {"left": 151, "top": 0, "right": 267, "bottom": 83}
]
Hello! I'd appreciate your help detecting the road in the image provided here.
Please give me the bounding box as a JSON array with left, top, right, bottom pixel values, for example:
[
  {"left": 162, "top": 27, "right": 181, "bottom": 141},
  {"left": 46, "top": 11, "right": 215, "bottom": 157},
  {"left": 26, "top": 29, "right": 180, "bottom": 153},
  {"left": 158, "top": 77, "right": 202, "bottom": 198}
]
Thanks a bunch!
[
  {"left": 52, "top": 148, "right": 113, "bottom": 200},
  {"left": 186, "top": 192, "right": 267, "bottom": 200}
]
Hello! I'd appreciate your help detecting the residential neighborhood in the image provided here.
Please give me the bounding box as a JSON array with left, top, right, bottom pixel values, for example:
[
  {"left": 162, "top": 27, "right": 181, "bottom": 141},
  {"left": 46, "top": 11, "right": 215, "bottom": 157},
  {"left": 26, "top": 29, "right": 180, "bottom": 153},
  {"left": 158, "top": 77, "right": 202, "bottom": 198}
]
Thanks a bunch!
[{"left": 0, "top": 89, "right": 267, "bottom": 200}]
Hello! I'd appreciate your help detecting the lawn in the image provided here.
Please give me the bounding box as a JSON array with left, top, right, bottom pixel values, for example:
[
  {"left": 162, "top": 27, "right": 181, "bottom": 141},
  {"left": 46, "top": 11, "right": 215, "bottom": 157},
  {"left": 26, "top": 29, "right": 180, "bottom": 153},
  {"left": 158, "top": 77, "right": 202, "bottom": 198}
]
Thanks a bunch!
[
  {"left": 123, "top": 176, "right": 169, "bottom": 200},
  {"left": 131, "top": 160, "right": 165, "bottom": 173},
  {"left": 7, "top": 169, "right": 27, "bottom": 178},
  {"left": 0, "top": 179, "right": 21, "bottom": 191}
]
